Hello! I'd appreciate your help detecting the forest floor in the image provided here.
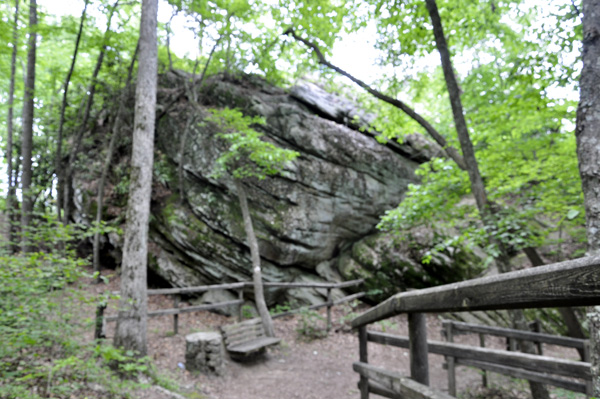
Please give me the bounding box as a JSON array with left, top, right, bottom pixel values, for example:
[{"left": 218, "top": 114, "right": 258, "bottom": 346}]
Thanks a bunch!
[{"left": 87, "top": 272, "right": 584, "bottom": 399}]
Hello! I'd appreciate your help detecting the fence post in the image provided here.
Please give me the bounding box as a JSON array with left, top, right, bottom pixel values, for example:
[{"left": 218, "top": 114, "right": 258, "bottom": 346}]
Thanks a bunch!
[
  {"left": 94, "top": 303, "right": 106, "bottom": 340},
  {"left": 237, "top": 288, "right": 244, "bottom": 322},
  {"left": 532, "top": 319, "right": 543, "bottom": 355},
  {"left": 583, "top": 340, "right": 593, "bottom": 397},
  {"left": 479, "top": 333, "right": 488, "bottom": 388},
  {"left": 359, "top": 326, "right": 369, "bottom": 399},
  {"left": 445, "top": 322, "right": 456, "bottom": 396},
  {"left": 409, "top": 312, "right": 429, "bottom": 386},
  {"left": 326, "top": 288, "right": 332, "bottom": 333},
  {"left": 173, "top": 295, "right": 180, "bottom": 334}
]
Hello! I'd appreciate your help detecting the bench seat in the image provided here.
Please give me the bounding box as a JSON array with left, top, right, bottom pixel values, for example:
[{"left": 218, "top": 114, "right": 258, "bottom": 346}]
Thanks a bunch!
[
  {"left": 221, "top": 318, "right": 280, "bottom": 360},
  {"left": 227, "top": 336, "right": 281, "bottom": 355}
]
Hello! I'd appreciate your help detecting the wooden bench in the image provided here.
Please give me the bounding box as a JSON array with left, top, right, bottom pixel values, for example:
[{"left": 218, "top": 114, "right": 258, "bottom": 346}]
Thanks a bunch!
[{"left": 220, "top": 318, "right": 281, "bottom": 360}]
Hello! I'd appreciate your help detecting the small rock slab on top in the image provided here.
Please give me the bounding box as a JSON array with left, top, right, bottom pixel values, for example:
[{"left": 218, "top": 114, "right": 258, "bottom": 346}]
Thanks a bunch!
[{"left": 185, "top": 331, "right": 224, "bottom": 376}]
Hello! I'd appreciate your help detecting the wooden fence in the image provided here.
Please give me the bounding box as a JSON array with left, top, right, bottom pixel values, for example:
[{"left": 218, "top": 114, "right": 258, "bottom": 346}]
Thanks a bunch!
[
  {"left": 350, "top": 254, "right": 600, "bottom": 398},
  {"left": 97, "top": 279, "right": 364, "bottom": 338},
  {"left": 442, "top": 319, "right": 590, "bottom": 395}
]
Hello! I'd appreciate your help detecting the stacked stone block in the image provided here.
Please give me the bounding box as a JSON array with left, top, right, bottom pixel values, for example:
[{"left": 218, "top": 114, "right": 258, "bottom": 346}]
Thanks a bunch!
[{"left": 185, "top": 332, "right": 224, "bottom": 376}]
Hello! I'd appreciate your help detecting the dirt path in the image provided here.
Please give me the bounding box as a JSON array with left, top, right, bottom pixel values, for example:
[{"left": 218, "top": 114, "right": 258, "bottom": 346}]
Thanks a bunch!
[{"left": 91, "top": 274, "right": 582, "bottom": 399}]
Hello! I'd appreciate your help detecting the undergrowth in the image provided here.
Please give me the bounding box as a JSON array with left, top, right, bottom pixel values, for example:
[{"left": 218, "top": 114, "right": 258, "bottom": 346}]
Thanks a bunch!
[
  {"left": 0, "top": 212, "right": 175, "bottom": 398},
  {"left": 295, "top": 308, "right": 327, "bottom": 341}
]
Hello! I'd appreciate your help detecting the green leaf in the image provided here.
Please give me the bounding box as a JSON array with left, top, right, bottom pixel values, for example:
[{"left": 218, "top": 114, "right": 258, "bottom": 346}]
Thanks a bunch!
[{"left": 566, "top": 209, "right": 580, "bottom": 220}]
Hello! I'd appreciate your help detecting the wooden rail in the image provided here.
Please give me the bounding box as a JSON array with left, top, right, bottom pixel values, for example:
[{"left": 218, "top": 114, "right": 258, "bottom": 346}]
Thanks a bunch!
[
  {"left": 367, "top": 331, "right": 590, "bottom": 383},
  {"left": 351, "top": 254, "right": 600, "bottom": 398},
  {"left": 272, "top": 292, "right": 365, "bottom": 319},
  {"left": 351, "top": 255, "right": 600, "bottom": 328},
  {"left": 441, "top": 320, "right": 588, "bottom": 350},
  {"left": 353, "top": 362, "right": 453, "bottom": 399},
  {"left": 263, "top": 279, "right": 364, "bottom": 289},
  {"left": 147, "top": 282, "right": 246, "bottom": 295},
  {"left": 441, "top": 320, "right": 590, "bottom": 395},
  {"left": 97, "top": 278, "right": 364, "bottom": 338},
  {"left": 104, "top": 299, "right": 244, "bottom": 322}
]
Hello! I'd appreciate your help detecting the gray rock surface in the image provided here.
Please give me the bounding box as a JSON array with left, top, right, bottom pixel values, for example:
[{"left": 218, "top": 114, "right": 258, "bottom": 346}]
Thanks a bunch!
[
  {"left": 339, "top": 228, "right": 483, "bottom": 301},
  {"left": 145, "top": 73, "right": 421, "bottom": 304},
  {"left": 77, "top": 72, "right": 480, "bottom": 306},
  {"left": 185, "top": 331, "right": 224, "bottom": 375}
]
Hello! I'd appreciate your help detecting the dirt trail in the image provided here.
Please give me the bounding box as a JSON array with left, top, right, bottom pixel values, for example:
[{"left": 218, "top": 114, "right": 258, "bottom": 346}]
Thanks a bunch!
[{"left": 91, "top": 274, "right": 582, "bottom": 399}]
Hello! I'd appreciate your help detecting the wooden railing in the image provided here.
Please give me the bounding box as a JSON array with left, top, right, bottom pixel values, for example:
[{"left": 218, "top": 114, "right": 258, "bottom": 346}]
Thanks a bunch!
[
  {"left": 96, "top": 279, "right": 364, "bottom": 338},
  {"left": 442, "top": 320, "right": 590, "bottom": 395},
  {"left": 350, "top": 254, "right": 600, "bottom": 398}
]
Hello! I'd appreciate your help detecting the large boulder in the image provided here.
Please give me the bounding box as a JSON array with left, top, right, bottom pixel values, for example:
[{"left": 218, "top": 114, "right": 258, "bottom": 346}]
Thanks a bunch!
[
  {"left": 146, "top": 72, "right": 420, "bottom": 303},
  {"left": 75, "top": 72, "right": 480, "bottom": 305}
]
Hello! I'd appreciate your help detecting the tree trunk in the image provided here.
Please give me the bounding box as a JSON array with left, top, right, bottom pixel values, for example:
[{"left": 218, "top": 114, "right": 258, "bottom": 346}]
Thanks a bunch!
[
  {"left": 589, "top": 307, "right": 600, "bottom": 395},
  {"left": 113, "top": 0, "right": 158, "bottom": 357},
  {"left": 523, "top": 247, "right": 587, "bottom": 359},
  {"left": 425, "top": 1, "right": 549, "bottom": 398},
  {"left": 55, "top": 0, "right": 89, "bottom": 221},
  {"left": 63, "top": 0, "right": 119, "bottom": 225},
  {"left": 20, "top": 0, "right": 37, "bottom": 253},
  {"left": 234, "top": 179, "right": 275, "bottom": 337},
  {"left": 5, "top": 0, "right": 19, "bottom": 252},
  {"left": 577, "top": 1, "right": 600, "bottom": 255},
  {"left": 92, "top": 43, "right": 139, "bottom": 280},
  {"left": 575, "top": 0, "right": 600, "bottom": 395},
  {"left": 424, "top": 0, "right": 487, "bottom": 214}
]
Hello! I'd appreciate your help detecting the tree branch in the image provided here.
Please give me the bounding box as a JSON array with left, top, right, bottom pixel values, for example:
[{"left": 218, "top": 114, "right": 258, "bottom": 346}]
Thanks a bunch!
[{"left": 283, "top": 28, "right": 467, "bottom": 170}]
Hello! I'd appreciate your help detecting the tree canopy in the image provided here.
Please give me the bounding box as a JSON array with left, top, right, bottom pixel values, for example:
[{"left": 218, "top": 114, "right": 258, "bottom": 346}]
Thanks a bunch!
[{"left": 0, "top": 0, "right": 585, "bottom": 268}]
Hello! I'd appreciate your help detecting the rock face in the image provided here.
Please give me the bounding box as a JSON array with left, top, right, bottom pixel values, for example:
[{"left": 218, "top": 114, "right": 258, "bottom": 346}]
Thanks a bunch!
[
  {"left": 339, "top": 228, "right": 484, "bottom": 303},
  {"left": 147, "top": 73, "right": 419, "bottom": 303},
  {"left": 77, "top": 72, "right": 480, "bottom": 305}
]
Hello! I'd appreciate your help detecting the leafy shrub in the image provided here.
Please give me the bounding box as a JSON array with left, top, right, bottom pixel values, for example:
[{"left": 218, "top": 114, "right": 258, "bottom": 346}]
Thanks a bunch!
[
  {"left": 295, "top": 308, "right": 327, "bottom": 341},
  {"left": 269, "top": 302, "right": 293, "bottom": 316},
  {"left": 241, "top": 305, "right": 256, "bottom": 320},
  {"left": 0, "top": 212, "right": 173, "bottom": 398}
]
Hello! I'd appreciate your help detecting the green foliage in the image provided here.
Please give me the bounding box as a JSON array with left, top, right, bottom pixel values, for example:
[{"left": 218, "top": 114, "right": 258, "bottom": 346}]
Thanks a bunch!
[
  {"left": 207, "top": 107, "right": 299, "bottom": 180},
  {"left": 0, "top": 214, "right": 173, "bottom": 398},
  {"left": 154, "top": 150, "right": 175, "bottom": 185},
  {"left": 375, "top": 319, "right": 397, "bottom": 333},
  {"left": 374, "top": 27, "right": 583, "bottom": 262},
  {"left": 295, "top": 308, "right": 327, "bottom": 341},
  {"left": 338, "top": 300, "right": 362, "bottom": 327},
  {"left": 269, "top": 302, "right": 293, "bottom": 316},
  {"left": 241, "top": 304, "right": 256, "bottom": 319},
  {"left": 295, "top": 0, "right": 585, "bottom": 269},
  {"left": 358, "top": 231, "right": 484, "bottom": 303}
]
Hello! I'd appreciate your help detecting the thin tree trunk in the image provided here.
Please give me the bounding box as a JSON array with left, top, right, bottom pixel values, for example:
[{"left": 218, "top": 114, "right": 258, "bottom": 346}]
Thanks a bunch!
[
  {"left": 20, "top": 0, "right": 37, "bottom": 253},
  {"left": 63, "top": 0, "right": 119, "bottom": 225},
  {"left": 234, "top": 179, "right": 275, "bottom": 337},
  {"left": 55, "top": 0, "right": 89, "bottom": 222},
  {"left": 424, "top": 0, "right": 487, "bottom": 213},
  {"left": 577, "top": 1, "right": 600, "bottom": 256},
  {"left": 113, "top": 0, "right": 158, "bottom": 357},
  {"left": 424, "top": 1, "right": 549, "bottom": 397},
  {"left": 5, "top": 0, "right": 19, "bottom": 252},
  {"left": 523, "top": 247, "right": 587, "bottom": 359},
  {"left": 92, "top": 43, "right": 139, "bottom": 281},
  {"left": 177, "top": 38, "right": 220, "bottom": 203},
  {"left": 575, "top": 0, "right": 600, "bottom": 394}
]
